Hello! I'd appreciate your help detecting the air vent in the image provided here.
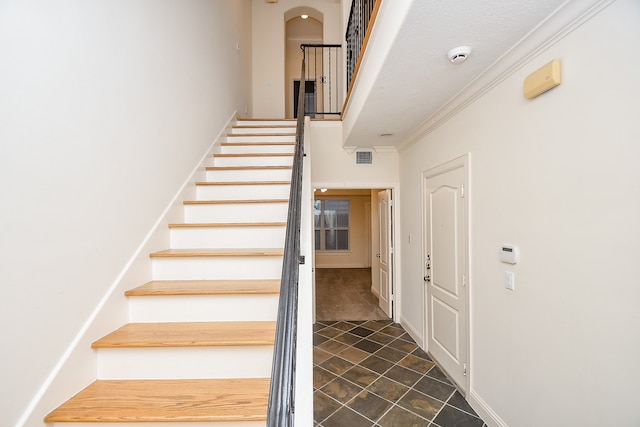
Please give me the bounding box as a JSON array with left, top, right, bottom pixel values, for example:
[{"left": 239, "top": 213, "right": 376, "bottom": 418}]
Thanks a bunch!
[{"left": 355, "top": 151, "right": 373, "bottom": 165}]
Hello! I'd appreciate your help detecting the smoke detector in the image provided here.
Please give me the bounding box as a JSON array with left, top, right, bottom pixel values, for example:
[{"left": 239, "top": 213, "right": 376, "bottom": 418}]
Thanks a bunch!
[{"left": 448, "top": 46, "right": 472, "bottom": 64}]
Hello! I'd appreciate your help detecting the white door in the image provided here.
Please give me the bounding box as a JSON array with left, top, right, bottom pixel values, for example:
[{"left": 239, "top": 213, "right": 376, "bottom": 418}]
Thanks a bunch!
[
  {"left": 424, "top": 159, "right": 468, "bottom": 392},
  {"left": 378, "top": 190, "right": 393, "bottom": 318}
]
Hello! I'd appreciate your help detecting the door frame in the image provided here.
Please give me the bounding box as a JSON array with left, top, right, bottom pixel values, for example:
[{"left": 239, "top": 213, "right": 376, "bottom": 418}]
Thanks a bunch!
[
  {"left": 376, "top": 189, "right": 394, "bottom": 318},
  {"left": 311, "top": 185, "right": 400, "bottom": 323},
  {"left": 421, "top": 154, "right": 470, "bottom": 393}
]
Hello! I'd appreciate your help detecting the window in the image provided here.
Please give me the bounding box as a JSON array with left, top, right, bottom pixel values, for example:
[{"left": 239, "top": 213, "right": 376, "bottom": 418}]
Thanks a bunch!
[{"left": 314, "top": 199, "right": 349, "bottom": 251}]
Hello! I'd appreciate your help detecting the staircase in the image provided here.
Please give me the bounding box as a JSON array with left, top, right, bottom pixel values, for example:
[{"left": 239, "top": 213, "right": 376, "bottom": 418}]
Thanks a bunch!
[{"left": 45, "top": 119, "right": 297, "bottom": 426}]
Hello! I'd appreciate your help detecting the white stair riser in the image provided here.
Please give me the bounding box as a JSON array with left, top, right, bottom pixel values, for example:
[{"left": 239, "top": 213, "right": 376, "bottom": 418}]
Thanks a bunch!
[
  {"left": 220, "top": 144, "right": 294, "bottom": 154},
  {"left": 170, "top": 226, "right": 286, "bottom": 249},
  {"left": 96, "top": 346, "right": 273, "bottom": 380},
  {"left": 183, "top": 203, "right": 288, "bottom": 223},
  {"left": 230, "top": 126, "right": 295, "bottom": 134},
  {"left": 128, "top": 294, "right": 279, "bottom": 322},
  {"left": 196, "top": 184, "right": 290, "bottom": 200},
  {"left": 212, "top": 155, "right": 293, "bottom": 167},
  {"left": 50, "top": 422, "right": 264, "bottom": 427},
  {"left": 222, "top": 135, "right": 295, "bottom": 143},
  {"left": 205, "top": 168, "right": 292, "bottom": 182},
  {"left": 151, "top": 256, "right": 283, "bottom": 280}
]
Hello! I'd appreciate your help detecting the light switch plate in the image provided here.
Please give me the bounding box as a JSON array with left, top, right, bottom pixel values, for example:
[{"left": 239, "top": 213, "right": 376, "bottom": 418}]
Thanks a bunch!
[{"left": 505, "top": 271, "right": 515, "bottom": 290}]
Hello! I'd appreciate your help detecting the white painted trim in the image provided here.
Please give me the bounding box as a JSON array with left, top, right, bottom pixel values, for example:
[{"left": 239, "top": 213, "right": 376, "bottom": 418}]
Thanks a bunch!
[
  {"left": 468, "top": 389, "right": 508, "bottom": 427},
  {"left": 17, "top": 111, "right": 238, "bottom": 427},
  {"left": 399, "top": 0, "right": 616, "bottom": 151},
  {"left": 343, "top": 146, "right": 357, "bottom": 154},
  {"left": 400, "top": 316, "right": 424, "bottom": 349},
  {"left": 309, "top": 120, "right": 342, "bottom": 128},
  {"left": 372, "top": 146, "right": 397, "bottom": 153},
  {"left": 370, "top": 286, "right": 380, "bottom": 299},
  {"left": 295, "top": 116, "right": 315, "bottom": 427},
  {"left": 312, "top": 182, "right": 398, "bottom": 190}
]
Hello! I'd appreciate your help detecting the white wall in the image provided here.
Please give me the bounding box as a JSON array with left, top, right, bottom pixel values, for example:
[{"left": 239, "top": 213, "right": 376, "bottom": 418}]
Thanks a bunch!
[
  {"left": 0, "top": 1, "right": 252, "bottom": 425},
  {"left": 398, "top": 1, "right": 640, "bottom": 425},
  {"left": 310, "top": 121, "right": 399, "bottom": 188},
  {"left": 252, "top": 0, "right": 341, "bottom": 118}
]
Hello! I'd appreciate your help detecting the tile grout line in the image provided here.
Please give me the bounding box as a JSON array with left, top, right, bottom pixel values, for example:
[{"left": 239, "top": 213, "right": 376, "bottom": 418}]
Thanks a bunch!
[
  {"left": 316, "top": 323, "right": 452, "bottom": 425},
  {"left": 314, "top": 320, "right": 486, "bottom": 426}
]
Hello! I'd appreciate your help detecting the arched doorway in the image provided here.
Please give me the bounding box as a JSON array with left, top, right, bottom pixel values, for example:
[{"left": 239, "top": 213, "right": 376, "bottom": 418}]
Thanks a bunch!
[{"left": 285, "top": 8, "right": 323, "bottom": 119}]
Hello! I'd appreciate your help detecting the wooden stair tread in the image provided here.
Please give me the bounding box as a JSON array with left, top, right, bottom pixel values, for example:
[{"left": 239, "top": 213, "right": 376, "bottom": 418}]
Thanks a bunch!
[
  {"left": 169, "top": 222, "right": 286, "bottom": 228},
  {"left": 221, "top": 141, "right": 295, "bottom": 146},
  {"left": 196, "top": 180, "right": 290, "bottom": 186},
  {"left": 237, "top": 117, "right": 295, "bottom": 121},
  {"left": 44, "top": 378, "right": 269, "bottom": 423},
  {"left": 214, "top": 153, "right": 294, "bottom": 158},
  {"left": 206, "top": 165, "right": 292, "bottom": 170},
  {"left": 227, "top": 133, "right": 295, "bottom": 137},
  {"left": 125, "top": 279, "right": 280, "bottom": 296},
  {"left": 184, "top": 199, "right": 289, "bottom": 205},
  {"left": 150, "top": 248, "right": 283, "bottom": 257},
  {"left": 92, "top": 321, "right": 276, "bottom": 348}
]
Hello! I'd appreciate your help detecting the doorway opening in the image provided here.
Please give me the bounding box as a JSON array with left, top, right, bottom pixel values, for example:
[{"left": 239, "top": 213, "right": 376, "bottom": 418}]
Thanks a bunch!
[
  {"left": 293, "top": 80, "right": 317, "bottom": 118},
  {"left": 313, "top": 188, "right": 395, "bottom": 322},
  {"left": 285, "top": 8, "right": 323, "bottom": 119}
]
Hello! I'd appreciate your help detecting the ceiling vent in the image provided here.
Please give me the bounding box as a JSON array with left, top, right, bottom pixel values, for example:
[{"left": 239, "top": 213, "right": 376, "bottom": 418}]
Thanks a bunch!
[{"left": 355, "top": 150, "right": 373, "bottom": 165}]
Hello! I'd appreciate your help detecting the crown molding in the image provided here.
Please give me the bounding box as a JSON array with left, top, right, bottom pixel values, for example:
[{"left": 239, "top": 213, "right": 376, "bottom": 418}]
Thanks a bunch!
[
  {"left": 373, "top": 146, "right": 397, "bottom": 153},
  {"left": 399, "top": 0, "right": 615, "bottom": 151}
]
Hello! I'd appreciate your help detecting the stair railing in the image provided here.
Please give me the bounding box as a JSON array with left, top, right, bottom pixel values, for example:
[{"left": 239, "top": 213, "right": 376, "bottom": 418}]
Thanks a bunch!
[{"left": 266, "top": 51, "right": 307, "bottom": 427}]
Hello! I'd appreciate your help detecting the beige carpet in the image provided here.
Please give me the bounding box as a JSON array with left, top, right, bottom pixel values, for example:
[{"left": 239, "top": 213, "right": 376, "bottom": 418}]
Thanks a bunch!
[{"left": 315, "top": 268, "right": 389, "bottom": 321}]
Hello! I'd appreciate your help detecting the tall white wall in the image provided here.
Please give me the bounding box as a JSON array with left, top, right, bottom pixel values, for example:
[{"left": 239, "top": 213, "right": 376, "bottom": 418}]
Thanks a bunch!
[
  {"left": 252, "top": 0, "right": 341, "bottom": 118},
  {"left": 398, "top": 1, "right": 640, "bottom": 425},
  {"left": 0, "top": 1, "right": 252, "bottom": 425}
]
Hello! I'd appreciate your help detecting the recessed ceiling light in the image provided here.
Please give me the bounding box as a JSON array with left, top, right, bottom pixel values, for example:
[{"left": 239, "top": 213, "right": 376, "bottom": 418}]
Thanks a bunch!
[{"left": 301, "top": 14, "right": 309, "bottom": 19}]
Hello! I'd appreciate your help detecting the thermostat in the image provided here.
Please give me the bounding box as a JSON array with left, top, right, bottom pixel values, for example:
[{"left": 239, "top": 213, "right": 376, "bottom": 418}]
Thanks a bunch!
[{"left": 500, "top": 245, "right": 519, "bottom": 264}]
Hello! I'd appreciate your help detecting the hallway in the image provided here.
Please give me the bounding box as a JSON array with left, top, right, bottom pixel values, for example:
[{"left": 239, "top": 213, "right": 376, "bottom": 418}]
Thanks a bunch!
[
  {"left": 314, "top": 269, "right": 486, "bottom": 426},
  {"left": 315, "top": 268, "right": 388, "bottom": 321}
]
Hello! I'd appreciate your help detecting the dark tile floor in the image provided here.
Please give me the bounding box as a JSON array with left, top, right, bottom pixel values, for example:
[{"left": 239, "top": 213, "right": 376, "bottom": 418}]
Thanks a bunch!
[{"left": 314, "top": 320, "right": 486, "bottom": 427}]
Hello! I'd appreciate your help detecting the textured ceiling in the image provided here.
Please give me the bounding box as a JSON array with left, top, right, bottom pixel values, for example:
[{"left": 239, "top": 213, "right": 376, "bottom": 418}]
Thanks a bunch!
[{"left": 344, "top": 0, "right": 569, "bottom": 149}]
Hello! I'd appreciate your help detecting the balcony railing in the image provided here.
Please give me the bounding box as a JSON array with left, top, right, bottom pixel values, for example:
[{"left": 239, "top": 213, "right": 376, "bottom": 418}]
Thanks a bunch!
[
  {"left": 345, "top": 0, "right": 380, "bottom": 91},
  {"left": 300, "top": 44, "right": 343, "bottom": 117}
]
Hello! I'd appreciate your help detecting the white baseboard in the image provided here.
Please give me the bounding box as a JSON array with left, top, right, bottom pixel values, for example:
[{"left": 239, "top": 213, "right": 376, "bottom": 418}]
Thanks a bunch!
[
  {"left": 399, "top": 316, "right": 423, "bottom": 348},
  {"left": 467, "top": 389, "right": 508, "bottom": 427}
]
